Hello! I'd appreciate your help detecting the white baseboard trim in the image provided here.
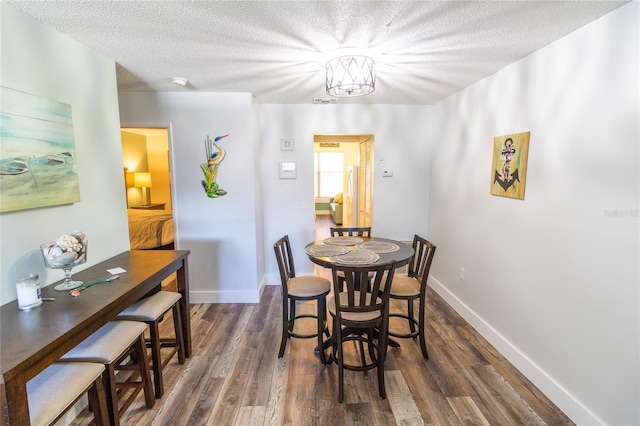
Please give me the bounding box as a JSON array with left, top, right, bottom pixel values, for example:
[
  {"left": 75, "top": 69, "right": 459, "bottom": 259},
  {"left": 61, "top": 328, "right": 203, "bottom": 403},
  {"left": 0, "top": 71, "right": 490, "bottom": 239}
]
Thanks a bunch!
[
  {"left": 428, "top": 276, "right": 603, "bottom": 426},
  {"left": 190, "top": 290, "right": 260, "bottom": 303},
  {"left": 190, "top": 278, "right": 266, "bottom": 304}
]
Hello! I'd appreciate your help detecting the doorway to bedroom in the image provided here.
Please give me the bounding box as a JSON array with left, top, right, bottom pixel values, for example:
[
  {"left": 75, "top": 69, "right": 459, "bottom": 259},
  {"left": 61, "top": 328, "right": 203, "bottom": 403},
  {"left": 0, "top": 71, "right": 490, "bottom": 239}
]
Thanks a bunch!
[{"left": 120, "top": 127, "right": 175, "bottom": 251}]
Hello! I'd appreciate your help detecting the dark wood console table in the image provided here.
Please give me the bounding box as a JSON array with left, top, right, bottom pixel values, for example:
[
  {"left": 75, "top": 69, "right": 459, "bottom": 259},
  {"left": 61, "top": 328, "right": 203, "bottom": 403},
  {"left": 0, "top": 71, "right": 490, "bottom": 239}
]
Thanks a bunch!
[{"left": 1, "top": 249, "right": 191, "bottom": 425}]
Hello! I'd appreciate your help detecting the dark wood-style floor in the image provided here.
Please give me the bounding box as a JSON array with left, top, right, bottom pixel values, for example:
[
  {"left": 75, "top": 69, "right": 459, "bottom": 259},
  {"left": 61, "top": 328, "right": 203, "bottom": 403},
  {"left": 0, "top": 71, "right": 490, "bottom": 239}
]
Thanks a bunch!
[{"left": 71, "top": 214, "right": 573, "bottom": 425}]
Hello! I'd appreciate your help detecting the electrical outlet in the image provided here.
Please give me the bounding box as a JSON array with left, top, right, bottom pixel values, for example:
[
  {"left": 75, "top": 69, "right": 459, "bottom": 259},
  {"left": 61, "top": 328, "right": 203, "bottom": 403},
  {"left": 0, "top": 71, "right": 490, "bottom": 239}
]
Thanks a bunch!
[{"left": 459, "top": 268, "right": 465, "bottom": 281}]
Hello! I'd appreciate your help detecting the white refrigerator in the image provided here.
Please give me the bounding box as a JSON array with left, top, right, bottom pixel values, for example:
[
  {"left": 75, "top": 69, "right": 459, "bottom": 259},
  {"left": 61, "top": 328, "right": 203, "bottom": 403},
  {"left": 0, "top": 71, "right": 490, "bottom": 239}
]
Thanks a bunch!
[{"left": 345, "top": 165, "right": 358, "bottom": 227}]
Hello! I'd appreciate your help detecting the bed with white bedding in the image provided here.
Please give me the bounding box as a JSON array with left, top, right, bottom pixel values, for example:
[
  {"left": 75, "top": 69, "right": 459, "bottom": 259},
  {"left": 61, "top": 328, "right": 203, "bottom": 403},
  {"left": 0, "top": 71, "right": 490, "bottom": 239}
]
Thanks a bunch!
[{"left": 127, "top": 209, "right": 174, "bottom": 250}]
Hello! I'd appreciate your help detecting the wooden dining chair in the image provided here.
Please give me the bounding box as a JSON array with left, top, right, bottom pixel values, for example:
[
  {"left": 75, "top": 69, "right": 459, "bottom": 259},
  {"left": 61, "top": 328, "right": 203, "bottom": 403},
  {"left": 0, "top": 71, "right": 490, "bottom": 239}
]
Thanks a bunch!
[
  {"left": 384, "top": 235, "right": 436, "bottom": 359},
  {"left": 328, "top": 260, "right": 396, "bottom": 403},
  {"left": 330, "top": 227, "right": 373, "bottom": 289},
  {"left": 273, "top": 235, "right": 332, "bottom": 364},
  {"left": 329, "top": 227, "right": 372, "bottom": 238}
]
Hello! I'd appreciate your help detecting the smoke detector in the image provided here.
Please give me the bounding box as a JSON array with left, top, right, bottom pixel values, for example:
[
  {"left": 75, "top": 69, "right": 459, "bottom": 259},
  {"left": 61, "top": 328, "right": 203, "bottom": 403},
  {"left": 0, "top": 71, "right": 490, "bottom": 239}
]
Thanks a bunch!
[{"left": 171, "top": 77, "right": 188, "bottom": 87}]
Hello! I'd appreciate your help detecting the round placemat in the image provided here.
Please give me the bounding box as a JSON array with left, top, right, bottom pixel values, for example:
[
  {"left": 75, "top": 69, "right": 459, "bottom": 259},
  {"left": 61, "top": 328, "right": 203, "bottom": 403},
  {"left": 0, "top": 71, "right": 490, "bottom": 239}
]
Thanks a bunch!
[
  {"left": 330, "top": 250, "right": 380, "bottom": 265},
  {"left": 305, "top": 244, "right": 350, "bottom": 257},
  {"left": 323, "top": 236, "right": 364, "bottom": 246},
  {"left": 357, "top": 241, "right": 400, "bottom": 253}
]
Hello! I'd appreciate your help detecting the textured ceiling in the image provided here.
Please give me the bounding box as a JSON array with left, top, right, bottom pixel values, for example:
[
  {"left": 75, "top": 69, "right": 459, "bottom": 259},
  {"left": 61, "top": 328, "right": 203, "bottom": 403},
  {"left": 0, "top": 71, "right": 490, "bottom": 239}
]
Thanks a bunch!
[{"left": 5, "top": 0, "right": 627, "bottom": 104}]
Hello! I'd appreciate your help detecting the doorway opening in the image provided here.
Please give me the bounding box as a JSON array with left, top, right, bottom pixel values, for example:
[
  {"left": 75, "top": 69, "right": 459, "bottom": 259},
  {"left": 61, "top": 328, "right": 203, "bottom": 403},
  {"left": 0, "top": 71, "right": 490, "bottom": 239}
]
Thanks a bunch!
[
  {"left": 121, "top": 127, "right": 175, "bottom": 250},
  {"left": 313, "top": 134, "right": 374, "bottom": 238}
]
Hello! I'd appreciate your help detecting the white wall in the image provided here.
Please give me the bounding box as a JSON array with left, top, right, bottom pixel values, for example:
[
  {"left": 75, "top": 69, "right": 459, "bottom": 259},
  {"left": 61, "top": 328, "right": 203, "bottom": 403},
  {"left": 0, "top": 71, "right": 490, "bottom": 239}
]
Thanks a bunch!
[
  {"left": 118, "top": 92, "right": 264, "bottom": 303},
  {"left": 428, "top": 3, "right": 639, "bottom": 425},
  {"left": 0, "top": 2, "right": 129, "bottom": 305},
  {"left": 258, "top": 104, "right": 431, "bottom": 283}
]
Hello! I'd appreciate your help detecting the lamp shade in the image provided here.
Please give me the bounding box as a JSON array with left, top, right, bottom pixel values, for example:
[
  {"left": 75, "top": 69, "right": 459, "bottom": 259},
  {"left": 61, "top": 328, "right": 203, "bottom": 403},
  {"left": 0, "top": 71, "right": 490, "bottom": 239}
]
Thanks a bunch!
[
  {"left": 326, "top": 54, "right": 375, "bottom": 97},
  {"left": 134, "top": 172, "right": 152, "bottom": 188}
]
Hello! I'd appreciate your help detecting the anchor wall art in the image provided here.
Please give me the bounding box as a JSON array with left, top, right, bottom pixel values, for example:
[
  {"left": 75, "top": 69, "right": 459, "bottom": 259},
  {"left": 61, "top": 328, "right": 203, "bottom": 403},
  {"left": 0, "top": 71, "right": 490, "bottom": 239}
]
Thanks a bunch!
[
  {"left": 1, "top": 86, "right": 81, "bottom": 213},
  {"left": 490, "top": 131, "right": 530, "bottom": 200},
  {"left": 200, "top": 134, "right": 229, "bottom": 198}
]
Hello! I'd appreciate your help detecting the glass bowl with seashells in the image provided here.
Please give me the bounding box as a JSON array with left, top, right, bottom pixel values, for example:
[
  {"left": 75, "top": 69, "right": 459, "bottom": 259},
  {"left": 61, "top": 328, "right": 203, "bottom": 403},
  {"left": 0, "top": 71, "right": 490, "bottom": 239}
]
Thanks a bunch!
[{"left": 40, "top": 231, "right": 88, "bottom": 291}]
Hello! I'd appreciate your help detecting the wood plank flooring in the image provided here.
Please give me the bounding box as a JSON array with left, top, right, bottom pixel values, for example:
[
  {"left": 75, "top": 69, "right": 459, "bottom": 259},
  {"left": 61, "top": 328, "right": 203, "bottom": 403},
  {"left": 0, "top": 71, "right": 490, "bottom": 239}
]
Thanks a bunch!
[{"left": 71, "top": 215, "right": 574, "bottom": 425}]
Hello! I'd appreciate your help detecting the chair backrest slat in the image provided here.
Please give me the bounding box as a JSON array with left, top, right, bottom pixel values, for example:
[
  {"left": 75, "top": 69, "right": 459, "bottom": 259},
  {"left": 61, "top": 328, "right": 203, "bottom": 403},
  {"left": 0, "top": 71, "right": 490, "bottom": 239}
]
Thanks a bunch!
[
  {"left": 408, "top": 235, "right": 436, "bottom": 290},
  {"left": 273, "top": 235, "right": 295, "bottom": 296},
  {"left": 330, "top": 261, "right": 396, "bottom": 318},
  {"left": 329, "top": 227, "right": 372, "bottom": 237}
]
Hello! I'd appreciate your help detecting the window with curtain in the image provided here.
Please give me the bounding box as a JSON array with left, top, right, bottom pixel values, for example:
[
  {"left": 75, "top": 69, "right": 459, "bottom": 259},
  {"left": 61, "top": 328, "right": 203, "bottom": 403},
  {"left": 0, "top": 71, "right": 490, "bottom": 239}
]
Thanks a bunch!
[{"left": 314, "top": 152, "right": 344, "bottom": 197}]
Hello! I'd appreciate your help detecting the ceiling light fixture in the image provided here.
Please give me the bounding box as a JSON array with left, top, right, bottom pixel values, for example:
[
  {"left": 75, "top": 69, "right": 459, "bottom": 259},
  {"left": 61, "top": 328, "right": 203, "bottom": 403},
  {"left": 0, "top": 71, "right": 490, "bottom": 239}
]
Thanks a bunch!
[
  {"left": 171, "top": 77, "right": 187, "bottom": 87},
  {"left": 323, "top": 48, "right": 376, "bottom": 98}
]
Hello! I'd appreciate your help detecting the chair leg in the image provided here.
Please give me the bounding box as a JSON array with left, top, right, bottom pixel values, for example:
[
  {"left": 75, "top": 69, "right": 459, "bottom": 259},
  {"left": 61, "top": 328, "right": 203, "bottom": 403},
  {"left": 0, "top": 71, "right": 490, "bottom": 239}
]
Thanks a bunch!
[
  {"left": 378, "top": 317, "right": 389, "bottom": 399},
  {"left": 133, "top": 334, "right": 155, "bottom": 409},
  {"left": 288, "top": 299, "right": 296, "bottom": 331},
  {"left": 366, "top": 328, "right": 377, "bottom": 362},
  {"left": 336, "top": 320, "right": 344, "bottom": 403},
  {"left": 358, "top": 337, "right": 367, "bottom": 374},
  {"left": 418, "top": 295, "right": 429, "bottom": 359},
  {"left": 87, "top": 374, "right": 110, "bottom": 426},
  {"left": 103, "top": 365, "right": 119, "bottom": 426},
  {"left": 316, "top": 297, "right": 328, "bottom": 364},
  {"left": 407, "top": 299, "right": 417, "bottom": 335},
  {"left": 172, "top": 303, "right": 186, "bottom": 365},
  {"left": 278, "top": 296, "right": 289, "bottom": 357},
  {"left": 149, "top": 321, "right": 164, "bottom": 399}
]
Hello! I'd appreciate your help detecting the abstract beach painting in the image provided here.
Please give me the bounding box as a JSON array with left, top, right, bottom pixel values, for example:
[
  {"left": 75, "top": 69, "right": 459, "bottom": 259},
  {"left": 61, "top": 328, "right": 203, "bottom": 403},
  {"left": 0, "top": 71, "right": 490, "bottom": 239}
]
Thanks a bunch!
[{"left": 1, "top": 86, "right": 80, "bottom": 213}]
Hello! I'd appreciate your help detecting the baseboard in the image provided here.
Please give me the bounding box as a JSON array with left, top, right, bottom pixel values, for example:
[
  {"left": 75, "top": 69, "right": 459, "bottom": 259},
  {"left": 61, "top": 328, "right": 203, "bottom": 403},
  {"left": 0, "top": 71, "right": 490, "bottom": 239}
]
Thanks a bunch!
[
  {"left": 190, "top": 277, "right": 266, "bottom": 303},
  {"left": 428, "top": 276, "right": 603, "bottom": 426}
]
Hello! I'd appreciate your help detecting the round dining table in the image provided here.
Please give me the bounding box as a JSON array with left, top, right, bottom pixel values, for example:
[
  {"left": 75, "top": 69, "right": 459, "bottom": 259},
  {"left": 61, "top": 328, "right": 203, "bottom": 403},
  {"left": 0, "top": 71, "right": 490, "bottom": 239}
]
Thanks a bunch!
[
  {"left": 305, "top": 236, "right": 415, "bottom": 269},
  {"left": 305, "top": 236, "right": 415, "bottom": 352}
]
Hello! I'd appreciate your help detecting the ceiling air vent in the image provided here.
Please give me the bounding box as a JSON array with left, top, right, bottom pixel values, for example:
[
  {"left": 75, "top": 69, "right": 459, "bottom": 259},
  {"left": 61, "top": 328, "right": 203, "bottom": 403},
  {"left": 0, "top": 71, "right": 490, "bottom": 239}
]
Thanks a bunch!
[{"left": 313, "top": 98, "right": 337, "bottom": 104}]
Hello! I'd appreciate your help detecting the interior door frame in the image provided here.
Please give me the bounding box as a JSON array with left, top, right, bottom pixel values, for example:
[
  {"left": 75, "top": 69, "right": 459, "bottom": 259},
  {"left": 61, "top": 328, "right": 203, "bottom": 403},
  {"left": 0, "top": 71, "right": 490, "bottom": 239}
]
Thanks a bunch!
[
  {"left": 313, "top": 133, "right": 374, "bottom": 231},
  {"left": 120, "top": 122, "right": 179, "bottom": 247}
]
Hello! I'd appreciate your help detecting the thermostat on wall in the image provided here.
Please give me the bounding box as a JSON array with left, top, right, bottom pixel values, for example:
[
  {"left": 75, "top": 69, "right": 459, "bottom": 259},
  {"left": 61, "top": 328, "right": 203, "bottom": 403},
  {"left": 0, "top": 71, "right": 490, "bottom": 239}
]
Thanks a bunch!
[
  {"left": 382, "top": 170, "right": 393, "bottom": 177},
  {"left": 279, "top": 161, "right": 297, "bottom": 179}
]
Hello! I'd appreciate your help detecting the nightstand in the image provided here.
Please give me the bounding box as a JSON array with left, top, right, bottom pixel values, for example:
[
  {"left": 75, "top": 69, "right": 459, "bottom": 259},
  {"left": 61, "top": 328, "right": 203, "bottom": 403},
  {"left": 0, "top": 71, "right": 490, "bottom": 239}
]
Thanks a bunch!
[{"left": 131, "top": 203, "right": 166, "bottom": 210}]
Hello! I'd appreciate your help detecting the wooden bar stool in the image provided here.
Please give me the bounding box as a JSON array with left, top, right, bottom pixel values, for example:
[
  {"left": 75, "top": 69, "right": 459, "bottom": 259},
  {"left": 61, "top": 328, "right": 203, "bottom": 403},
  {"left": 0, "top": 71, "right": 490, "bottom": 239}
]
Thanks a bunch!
[
  {"left": 26, "top": 362, "right": 109, "bottom": 426},
  {"left": 328, "top": 260, "right": 397, "bottom": 402},
  {"left": 60, "top": 321, "right": 155, "bottom": 426},
  {"left": 385, "top": 235, "right": 436, "bottom": 359},
  {"left": 116, "top": 290, "right": 185, "bottom": 398},
  {"left": 274, "top": 235, "right": 331, "bottom": 364}
]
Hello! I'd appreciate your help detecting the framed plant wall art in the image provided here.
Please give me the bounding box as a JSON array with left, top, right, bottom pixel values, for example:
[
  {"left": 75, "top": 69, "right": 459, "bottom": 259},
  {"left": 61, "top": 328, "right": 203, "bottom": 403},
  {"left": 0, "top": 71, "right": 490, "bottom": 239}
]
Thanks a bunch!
[
  {"left": 490, "top": 131, "right": 530, "bottom": 200},
  {"left": 1, "top": 86, "right": 80, "bottom": 213}
]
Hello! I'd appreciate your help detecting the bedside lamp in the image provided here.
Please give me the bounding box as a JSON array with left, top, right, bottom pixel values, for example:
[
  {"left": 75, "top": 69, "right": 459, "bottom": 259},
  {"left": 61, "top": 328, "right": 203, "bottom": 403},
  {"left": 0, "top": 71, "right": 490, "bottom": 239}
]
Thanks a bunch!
[{"left": 134, "top": 172, "right": 152, "bottom": 206}]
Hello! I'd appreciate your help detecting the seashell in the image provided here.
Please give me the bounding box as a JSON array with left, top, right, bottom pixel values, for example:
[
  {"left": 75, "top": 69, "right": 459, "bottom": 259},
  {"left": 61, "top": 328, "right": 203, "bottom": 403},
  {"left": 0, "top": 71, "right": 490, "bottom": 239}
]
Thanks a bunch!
[
  {"left": 54, "top": 251, "right": 76, "bottom": 265},
  {"left": 47, "top": 245, "right": 63, "bottom": 260},
  {"left": 70, "top": 230, "right": 86, "bottom": 242}
]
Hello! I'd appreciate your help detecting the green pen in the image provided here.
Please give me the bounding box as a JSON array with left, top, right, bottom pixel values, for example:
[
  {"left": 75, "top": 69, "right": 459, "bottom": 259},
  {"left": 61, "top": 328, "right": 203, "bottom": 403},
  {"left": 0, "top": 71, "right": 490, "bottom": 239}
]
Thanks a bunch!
[{"left": 70, "top": 275, "right": 119, "bottom": 297}]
